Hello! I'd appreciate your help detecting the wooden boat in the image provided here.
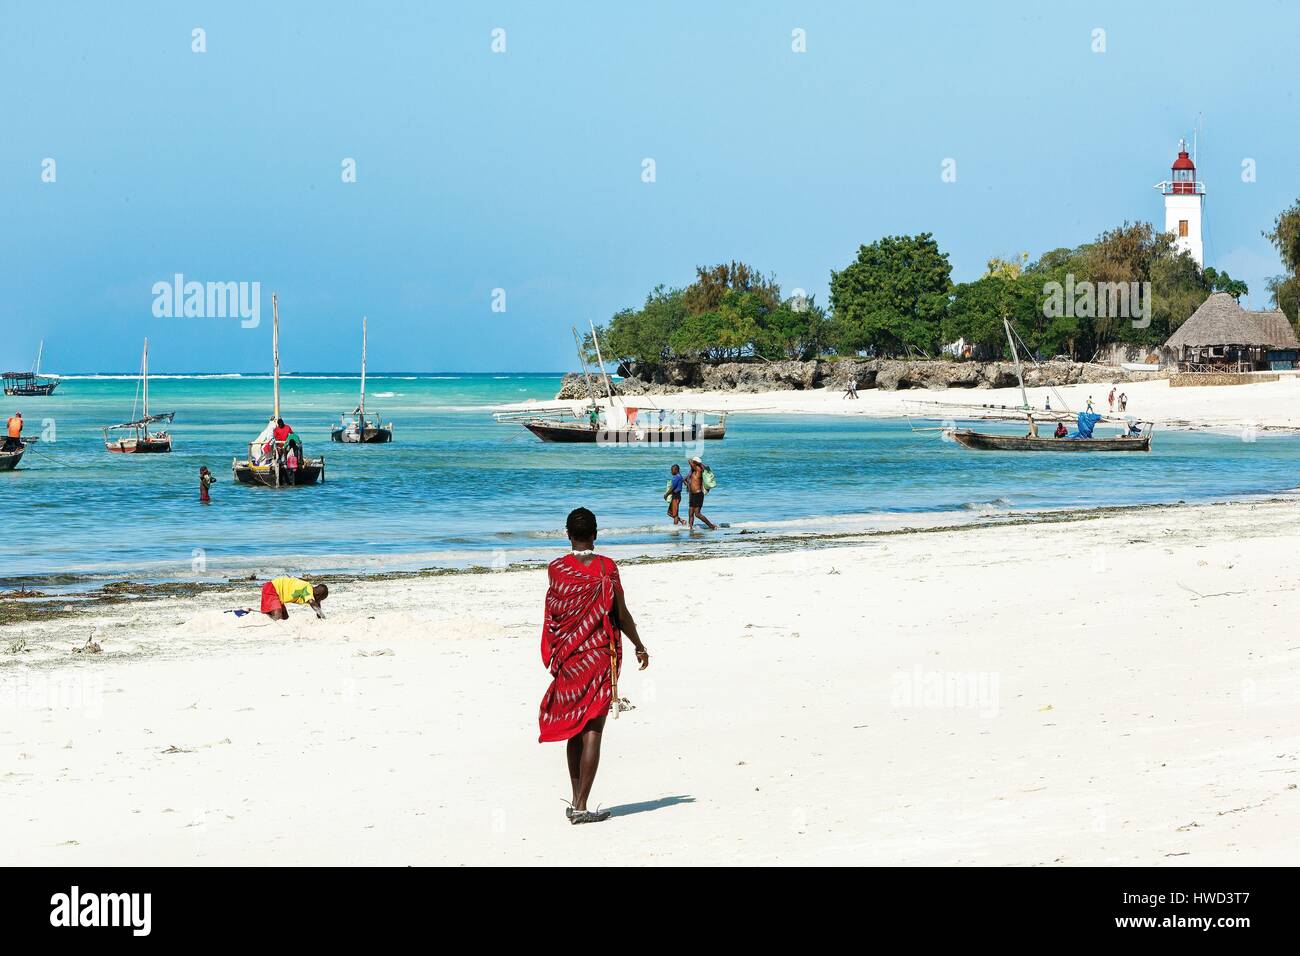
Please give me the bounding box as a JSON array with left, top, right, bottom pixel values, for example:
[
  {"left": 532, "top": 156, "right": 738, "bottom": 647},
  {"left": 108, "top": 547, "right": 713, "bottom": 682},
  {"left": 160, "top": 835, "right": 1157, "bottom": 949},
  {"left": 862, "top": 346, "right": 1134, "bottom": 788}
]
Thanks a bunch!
[
  {"left": 232, "top": 294, "right": 325, "bottom": 487},
  {"left": 507, "top": 322, "right": 727, "bottom": 443},
  {"left": 331, "top": 317, "right": 393, "bottom": 444},
  {"left": 103, "top": 338, "right": 174, "bottom": 453},
  {"left": 950, "top": 430, "right": 1150, "bottom": 452},
  {"left": 522, "top": 417, "right": 726, "bottom": 443},
  {"left": 933, "top": 318, "right": 1153, "bottom": 454},
  {"left": 3, "top": 342, "right": 58, "bottom": 396},
  {"left": 0, "top": 442, "right": 26, "bottom": 471}
]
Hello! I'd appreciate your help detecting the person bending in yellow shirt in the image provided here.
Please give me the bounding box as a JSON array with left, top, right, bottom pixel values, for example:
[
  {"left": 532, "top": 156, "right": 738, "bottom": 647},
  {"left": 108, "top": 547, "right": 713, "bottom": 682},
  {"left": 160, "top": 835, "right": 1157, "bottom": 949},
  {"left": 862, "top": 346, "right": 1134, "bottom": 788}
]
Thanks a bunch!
[{"left": 259, "top": 576, "right": 328, "bottom": 621}]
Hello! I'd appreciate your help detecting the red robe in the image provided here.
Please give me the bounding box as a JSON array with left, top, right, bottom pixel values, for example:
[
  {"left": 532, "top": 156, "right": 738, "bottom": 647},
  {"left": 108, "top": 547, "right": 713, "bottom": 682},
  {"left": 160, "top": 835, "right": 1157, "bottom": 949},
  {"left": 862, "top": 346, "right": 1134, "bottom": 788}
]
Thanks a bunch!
[{"left": 538, "top": 554, "right": 622, "bottom": 743}]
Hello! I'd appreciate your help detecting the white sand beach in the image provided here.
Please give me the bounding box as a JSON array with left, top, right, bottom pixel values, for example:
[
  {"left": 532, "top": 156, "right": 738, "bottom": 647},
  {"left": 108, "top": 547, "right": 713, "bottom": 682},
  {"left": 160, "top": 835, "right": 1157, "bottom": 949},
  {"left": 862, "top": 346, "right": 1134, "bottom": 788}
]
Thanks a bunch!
[
  {"left": 505, "top": 373, "right": 1300, "bottom": 433},
  {"left": 3, "top": 496, "right": 1297, "bottom": 866}
]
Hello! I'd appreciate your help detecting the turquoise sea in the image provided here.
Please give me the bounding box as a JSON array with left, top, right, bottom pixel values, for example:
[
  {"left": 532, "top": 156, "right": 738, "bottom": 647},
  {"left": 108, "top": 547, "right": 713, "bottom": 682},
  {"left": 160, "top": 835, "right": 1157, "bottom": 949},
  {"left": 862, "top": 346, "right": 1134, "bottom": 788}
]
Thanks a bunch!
[{"left": 2, "top": 373, "right": 1299, "bottom": 589}]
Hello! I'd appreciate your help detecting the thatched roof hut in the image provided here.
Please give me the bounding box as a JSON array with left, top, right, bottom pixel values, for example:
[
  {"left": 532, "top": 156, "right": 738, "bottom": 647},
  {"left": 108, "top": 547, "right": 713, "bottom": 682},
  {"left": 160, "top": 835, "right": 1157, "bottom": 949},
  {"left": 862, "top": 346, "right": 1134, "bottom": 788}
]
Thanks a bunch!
[
  {"left": 1165, "top": 293, "right": 1257, "bottom": 348},
  {"left": 1248, "top": 310, "right": 1300, "bottom": 350},
  {"left": 1164, "top": 293, "right": 1299, "bottom": 369}
]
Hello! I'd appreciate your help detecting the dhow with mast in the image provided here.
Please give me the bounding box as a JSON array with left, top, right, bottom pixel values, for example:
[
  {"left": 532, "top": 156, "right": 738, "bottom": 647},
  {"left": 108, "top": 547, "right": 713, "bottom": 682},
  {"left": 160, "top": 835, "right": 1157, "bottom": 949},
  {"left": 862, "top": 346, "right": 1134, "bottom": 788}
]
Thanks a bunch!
[
  {"left": 232, "top": 294, "right": 325, "bottom": 486},
  {"left": 102, "top": 338, "right": 174, "bottom": 453},
  {"left": 498, "top": 322, "right": 727, "bottom": 443},
  {"left": 331, "top": 316, "right": 393, "bottom": 443},
  {"left": 916, "top": 318, "right": 1153, "bottom": 452}
]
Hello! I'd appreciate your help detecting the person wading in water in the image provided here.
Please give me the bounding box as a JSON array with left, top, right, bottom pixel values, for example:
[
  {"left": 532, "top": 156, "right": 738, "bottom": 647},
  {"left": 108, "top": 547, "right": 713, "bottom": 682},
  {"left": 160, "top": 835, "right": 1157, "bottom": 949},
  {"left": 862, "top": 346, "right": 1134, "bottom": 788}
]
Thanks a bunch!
[{"left": 538, "top": 507, "right": 649, "bottom": 825}]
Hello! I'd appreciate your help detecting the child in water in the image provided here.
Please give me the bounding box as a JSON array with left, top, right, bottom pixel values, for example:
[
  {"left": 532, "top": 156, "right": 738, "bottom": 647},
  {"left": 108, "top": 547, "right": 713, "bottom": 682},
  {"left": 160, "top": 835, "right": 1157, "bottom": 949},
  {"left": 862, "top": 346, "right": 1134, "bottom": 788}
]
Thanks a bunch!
[{"left": 199, "top": 466, "right": 216, "bottom": 503}]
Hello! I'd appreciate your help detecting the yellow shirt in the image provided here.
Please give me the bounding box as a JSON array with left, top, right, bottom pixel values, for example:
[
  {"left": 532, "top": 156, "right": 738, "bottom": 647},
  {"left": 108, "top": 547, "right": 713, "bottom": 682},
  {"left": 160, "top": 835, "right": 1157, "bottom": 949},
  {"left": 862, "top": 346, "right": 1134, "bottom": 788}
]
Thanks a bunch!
[{"left": 270, "top": 577, "right": 314, "bottom": 606}]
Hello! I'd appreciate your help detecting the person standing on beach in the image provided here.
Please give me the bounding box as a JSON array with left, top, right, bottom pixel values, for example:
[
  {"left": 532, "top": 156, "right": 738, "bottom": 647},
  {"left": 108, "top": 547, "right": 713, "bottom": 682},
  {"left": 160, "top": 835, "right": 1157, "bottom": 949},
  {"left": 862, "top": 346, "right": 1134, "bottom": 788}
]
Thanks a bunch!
[
  {"left": 666, "top": 464, "right": 685, "bottom": 525},
  {"left": 539, "top": 508, "right": 649, "bottom": 825},
  {"left": 199, "top": 466, "right": 216, "bottom": 503},
  {"left": 1086, "top": 396, "right": 1095, "bottom": 413},
  {"left": 686, "top": 457, "right": 717, "bottom": 531},
  {"left": 1108, "top": 388, "right": 1116, "bottom": 413},
  {"left": 1119, "top": 392, "right": 1128, "bottom": 412}
]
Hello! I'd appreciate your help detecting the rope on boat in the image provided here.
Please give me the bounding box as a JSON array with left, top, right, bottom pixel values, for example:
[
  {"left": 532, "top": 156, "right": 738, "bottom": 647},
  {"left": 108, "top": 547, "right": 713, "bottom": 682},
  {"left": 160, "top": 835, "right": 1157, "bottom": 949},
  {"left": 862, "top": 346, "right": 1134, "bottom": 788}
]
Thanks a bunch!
[{"left": 15, "top": 442, "right": 76, "bottom": 468}]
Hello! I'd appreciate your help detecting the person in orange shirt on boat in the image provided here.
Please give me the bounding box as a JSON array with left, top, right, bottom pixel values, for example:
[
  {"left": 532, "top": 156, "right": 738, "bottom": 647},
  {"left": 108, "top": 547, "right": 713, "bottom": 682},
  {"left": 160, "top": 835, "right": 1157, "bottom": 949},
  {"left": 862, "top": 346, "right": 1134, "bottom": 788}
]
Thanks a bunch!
[
  {"left": 272, "top": 418, "right": 292, "bottom": 443},
  {"left": 4, "top": 411, "right": 22, "bottom": 451},
  {"left": 259, "top": 576, "right": 328, "bottom": 621}
]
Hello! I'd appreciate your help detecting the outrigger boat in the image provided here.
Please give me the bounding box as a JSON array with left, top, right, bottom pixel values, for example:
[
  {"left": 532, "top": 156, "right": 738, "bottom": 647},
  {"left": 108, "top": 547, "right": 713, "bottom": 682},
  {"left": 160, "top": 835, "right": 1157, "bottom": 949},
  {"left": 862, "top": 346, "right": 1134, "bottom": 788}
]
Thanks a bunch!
[
  {"left": 232, "top": 294, "right": 325, "bottom": 487},
  {"left": 103, "top": 338, "right": 174, "bottom": 453},
  {"left": 915, "top": 319, "right": 1153, "bottom": 453},
  {"left": 499, "top": 323, "right": 727, "bottom": 443},
  {"left": 331, "top": 317, "right": 393, "bottom": 444},
  {"left": 3, "top": 341, "right": 59, "bottom": 396}
]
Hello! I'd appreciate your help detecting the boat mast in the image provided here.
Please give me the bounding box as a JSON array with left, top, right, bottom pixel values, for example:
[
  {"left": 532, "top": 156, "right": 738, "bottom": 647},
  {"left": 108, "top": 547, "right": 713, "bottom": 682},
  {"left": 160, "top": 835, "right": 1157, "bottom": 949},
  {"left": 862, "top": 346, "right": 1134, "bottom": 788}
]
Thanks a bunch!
[
  {"left": 1004, "top": 317, "right": 1029, "bottom": 412},
  {"left": 34, "top": 340, "right": 43, "bottom": 375},
  {"left": 142, "top": 338, "right": 149, "bottom": 418},
  {"left": 571, "top": 326, "right": 598, "bottom": 407},
  {"left": 588, "top": 320, "right": 615, "bottom": 403},
  {"left": 360, "top": 316, "right": 367, "bottom": 419},
  {"left": 272, "top": 293, "right": 280, "bottom": 420}
]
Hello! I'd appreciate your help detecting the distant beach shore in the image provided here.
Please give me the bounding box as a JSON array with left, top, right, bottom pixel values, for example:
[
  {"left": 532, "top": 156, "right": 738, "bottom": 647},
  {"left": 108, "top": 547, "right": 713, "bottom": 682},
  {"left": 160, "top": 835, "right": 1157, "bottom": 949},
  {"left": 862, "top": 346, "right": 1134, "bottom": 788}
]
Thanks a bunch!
[{"left": 504, "top": 372, "right": 1300, "bottom": 433}]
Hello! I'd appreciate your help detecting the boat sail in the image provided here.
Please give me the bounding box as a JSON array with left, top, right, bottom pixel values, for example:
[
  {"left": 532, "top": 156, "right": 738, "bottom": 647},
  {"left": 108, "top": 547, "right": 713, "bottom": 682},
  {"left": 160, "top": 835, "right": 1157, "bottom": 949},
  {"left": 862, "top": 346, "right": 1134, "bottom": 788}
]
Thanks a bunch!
[
  {"left": 3, "top": 341, "right": 60, "bottom": 396},
  {"left": 924, "top": 318, "right": 1153, "bottom": 453},
  {"left": 232, "top": 294, "right": 325, "bottom": 486},
  {"left": 103, "top": 338, "right": 174, "bottom": 453},
  {"left": 498, "top": 323, "right": 727, "bottom": 443},
  {"left": 330, "top": 316, "right": 393, "bottom": 444}
]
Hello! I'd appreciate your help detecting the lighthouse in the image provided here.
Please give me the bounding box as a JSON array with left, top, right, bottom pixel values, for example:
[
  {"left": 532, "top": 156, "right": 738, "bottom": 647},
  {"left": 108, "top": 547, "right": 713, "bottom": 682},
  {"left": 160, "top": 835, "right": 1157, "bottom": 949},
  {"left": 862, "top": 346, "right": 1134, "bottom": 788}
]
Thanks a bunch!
[{"left": 1155, "top": 139, "right": 1205, "bottom": 266}]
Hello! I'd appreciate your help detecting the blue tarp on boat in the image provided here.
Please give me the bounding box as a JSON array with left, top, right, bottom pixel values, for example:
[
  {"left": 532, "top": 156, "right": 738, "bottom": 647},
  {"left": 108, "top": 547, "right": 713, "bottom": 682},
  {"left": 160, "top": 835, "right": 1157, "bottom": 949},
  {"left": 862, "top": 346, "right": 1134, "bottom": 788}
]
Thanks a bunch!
[{"left": 1071, "top": 412, "right": 1103, "bottom": 439}]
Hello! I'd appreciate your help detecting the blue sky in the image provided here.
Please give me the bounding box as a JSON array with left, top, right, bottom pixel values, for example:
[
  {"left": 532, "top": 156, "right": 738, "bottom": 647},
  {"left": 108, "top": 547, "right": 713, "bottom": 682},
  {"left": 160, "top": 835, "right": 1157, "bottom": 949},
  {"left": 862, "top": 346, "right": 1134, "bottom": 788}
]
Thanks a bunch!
[{"left": 2, "top": 1, "right": 1297, "bottom": 372}]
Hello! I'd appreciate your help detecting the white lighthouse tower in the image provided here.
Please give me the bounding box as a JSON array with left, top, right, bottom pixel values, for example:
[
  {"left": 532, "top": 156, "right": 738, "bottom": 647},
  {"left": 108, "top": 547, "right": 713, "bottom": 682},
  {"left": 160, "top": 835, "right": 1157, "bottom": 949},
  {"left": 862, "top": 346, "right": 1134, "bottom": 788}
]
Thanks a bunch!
[{"left": 1155, "top": 138, "right": 1205, "bottom": 266}]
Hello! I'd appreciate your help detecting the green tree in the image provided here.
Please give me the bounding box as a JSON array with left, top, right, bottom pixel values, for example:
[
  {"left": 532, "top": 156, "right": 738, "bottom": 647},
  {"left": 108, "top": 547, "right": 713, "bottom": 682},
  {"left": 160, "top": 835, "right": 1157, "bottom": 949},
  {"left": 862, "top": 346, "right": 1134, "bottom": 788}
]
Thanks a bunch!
[
  {"left": 756, "top": 295, "right": 830, "bottom": 361},
  {"left": 829, "top": 234, "right": 952, "bottom": 356},
  {"left": 1202, "top": 267, "right": 1249, "bottom": 299},
  {"left": 1264, "top": 199, "right": 1300, "bottom": 321},
  {"left": 942, "top": 274, "right": 1040, "bottom": 358},
  {"left": 596, "top": 285, "right": 687, "bottom": 367}
]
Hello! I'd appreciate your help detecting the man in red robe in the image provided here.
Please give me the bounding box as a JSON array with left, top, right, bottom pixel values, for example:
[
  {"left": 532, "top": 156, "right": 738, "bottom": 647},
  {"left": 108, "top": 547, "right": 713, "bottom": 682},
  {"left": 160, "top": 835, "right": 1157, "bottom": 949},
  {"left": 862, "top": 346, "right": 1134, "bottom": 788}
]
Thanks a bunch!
[{"left": 539, "top": 508, "right": 649, "bottom": 825}]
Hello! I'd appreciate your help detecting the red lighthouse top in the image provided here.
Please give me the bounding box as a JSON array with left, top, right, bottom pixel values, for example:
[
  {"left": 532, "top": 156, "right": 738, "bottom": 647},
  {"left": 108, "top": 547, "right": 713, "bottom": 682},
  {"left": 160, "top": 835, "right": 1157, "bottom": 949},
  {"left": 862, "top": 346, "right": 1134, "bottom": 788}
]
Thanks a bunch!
[{"left": 1163, "top": 137, "right": 1203, "bottom": 195}]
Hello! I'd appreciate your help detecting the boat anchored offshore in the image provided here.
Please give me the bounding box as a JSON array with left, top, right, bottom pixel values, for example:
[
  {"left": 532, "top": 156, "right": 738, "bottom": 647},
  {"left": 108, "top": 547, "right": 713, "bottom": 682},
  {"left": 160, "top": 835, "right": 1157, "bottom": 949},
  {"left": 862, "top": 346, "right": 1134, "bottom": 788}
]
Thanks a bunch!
[
  {"left": 232, "top": 294, "right": 325, "bottom": 487},
  {"left": 917, "top": 318, "right": 1153, "bottom": 453},
  {"left": 103, "top": 338, "right": 174, "bottom": 453},
  {"left": 499, "top": 323, "right": 727, "bottom": 443},
  {"left": 3, "top": 341, "right": 59, "bottom": 396},
  {"left": 331, "top": 317, "right": 393, "bottom": 444}
]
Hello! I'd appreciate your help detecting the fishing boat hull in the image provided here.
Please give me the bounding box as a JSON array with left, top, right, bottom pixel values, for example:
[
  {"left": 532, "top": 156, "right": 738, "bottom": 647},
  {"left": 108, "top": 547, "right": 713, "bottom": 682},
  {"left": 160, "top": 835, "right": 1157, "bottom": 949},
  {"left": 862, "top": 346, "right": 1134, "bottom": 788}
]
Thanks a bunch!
[
  {"left": 951, "top": 430, "right": 1151, "bottom": 452},
  {"left": 523, "top": 421, "right": 726, "bottom": 443},
  {"left": 330, "top": 426, "right": 393, "bottom": 444},
  {"left": 0, "top": 444, "right": 25, "bottom": 471},
  {"left": 105, "top": 435, "right": 172, "bottom": 454},
  {"left": 232, "top": 457, "right": 325, "bottom": 486},
  {"left": 3, "top": 382, "right": 57, "bottom": 397}
]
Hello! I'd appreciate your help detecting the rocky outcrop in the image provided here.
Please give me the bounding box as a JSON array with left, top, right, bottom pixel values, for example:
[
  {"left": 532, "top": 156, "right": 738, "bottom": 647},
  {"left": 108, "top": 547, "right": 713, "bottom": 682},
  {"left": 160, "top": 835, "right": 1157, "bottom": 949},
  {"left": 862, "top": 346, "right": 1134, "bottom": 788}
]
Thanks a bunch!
[{"left": 555, "top": 359, "right": 1166, "bottom": 398}]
